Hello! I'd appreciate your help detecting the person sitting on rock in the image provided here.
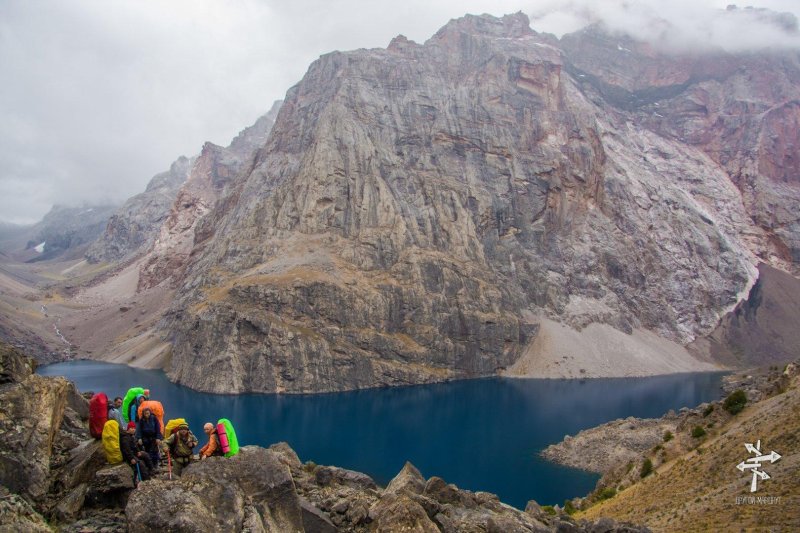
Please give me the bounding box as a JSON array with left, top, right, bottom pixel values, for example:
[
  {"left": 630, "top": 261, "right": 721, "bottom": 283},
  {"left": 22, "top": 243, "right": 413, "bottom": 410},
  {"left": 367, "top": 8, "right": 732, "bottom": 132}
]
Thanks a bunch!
[
  {"left": 120, "top": 422, "right": 153, "bottom": 481},
  {"left": 199, "top": 422, "right": 224, "bottom": 459},
  {"left": 161, "top": 423, "right": 198, "bottom": 476},
  {"left": 107, "top": 396, "right": 125, "bottom": 427},
  {"left": 135, "top": 407, "right": 162, "bottom": 467}
]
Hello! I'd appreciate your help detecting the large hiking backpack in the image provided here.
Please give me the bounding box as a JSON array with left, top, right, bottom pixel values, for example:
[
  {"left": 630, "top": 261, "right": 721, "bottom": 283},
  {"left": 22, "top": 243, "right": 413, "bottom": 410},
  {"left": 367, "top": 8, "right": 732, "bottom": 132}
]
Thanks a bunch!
[
  {"left": 216, "top": 418, "right": 239, "bottom": 457},
  {"left": 88, "top": 392, "right": 108, "bottom": 439},
  {"left": 165, "top": 418, "right": 187, "bottom": 437},
  {"left": 122, "top": 387, "right": 145, "bottom": 423},
  {"left": 102, "top": 419, "right": 122, "bottom": 464},
  {"left": 137, "top": 400, "right": 165, "bottom": 434}
]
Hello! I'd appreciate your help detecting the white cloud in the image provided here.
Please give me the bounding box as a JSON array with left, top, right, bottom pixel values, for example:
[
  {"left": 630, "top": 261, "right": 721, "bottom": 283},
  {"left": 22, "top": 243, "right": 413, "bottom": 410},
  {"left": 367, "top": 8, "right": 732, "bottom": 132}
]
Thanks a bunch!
[{"left": 530, "top": 1, "right": 800, "bottom": 52}]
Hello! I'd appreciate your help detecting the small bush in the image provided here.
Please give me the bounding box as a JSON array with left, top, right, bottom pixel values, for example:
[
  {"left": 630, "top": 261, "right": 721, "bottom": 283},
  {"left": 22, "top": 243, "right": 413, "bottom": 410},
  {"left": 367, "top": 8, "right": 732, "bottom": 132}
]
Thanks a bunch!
[
  {"left": 663, "top": 430, "right": 674, "bottom": 442},
  {"left": 723, "top": 390, "right": 747, "bottom": 415},
  {"left": 563, "top": 500, "right": 577, "bottom": 515},
  {"left": 640, "top": 458, "right": 653, "bottom": 478},
  {"left": 703, "top": 404, "right": 714, "bottom": 417},
  {"left": 691, "top": 425, "right": 707, "bottom": 438},
  {"left": 542, "top": 505, "right": 557, "bottom": 516},
  {"left": 598, "top": 487, "right": 617, "bottom": 500}
]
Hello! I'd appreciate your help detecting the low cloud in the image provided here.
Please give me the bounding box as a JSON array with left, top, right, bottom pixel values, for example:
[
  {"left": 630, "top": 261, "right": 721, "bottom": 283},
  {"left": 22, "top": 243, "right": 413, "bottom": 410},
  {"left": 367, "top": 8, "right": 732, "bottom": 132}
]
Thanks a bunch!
[{"left": 530, "top": 1, "right": 800, "bottom": 52}]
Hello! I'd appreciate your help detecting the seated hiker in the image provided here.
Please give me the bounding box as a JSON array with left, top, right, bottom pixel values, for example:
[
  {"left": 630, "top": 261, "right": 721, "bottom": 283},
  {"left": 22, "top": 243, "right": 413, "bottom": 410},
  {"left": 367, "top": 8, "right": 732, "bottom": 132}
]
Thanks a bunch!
[
  {"left": 199, "top": 422, "right": 224, "bottom": 459},
  {"left": 107, "top": 396, "right": 125, "bottom": 427},
  {"left": 120, "top": 422, "right": 153, "bottom": 481},
  {"left": 135, "top": 407, "right": 162, "bottom": 466},
  {"left": 161, "top": 423, "right": 198, "bottom": 477}
]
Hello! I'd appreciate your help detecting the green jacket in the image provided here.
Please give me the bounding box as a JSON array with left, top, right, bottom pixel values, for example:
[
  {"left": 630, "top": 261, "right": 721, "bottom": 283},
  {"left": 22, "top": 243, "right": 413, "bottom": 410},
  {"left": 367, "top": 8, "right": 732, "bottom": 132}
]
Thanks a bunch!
[{"left": 162, "top": 430, "right": 198, "bottom": 458}]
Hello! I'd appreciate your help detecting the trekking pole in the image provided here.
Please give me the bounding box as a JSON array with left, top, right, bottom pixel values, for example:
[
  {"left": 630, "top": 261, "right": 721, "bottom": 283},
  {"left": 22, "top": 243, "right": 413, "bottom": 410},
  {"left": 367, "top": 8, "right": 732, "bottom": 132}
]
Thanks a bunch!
[
  {"left": 136, "top": 462, "right": 142, "bottom": 484},
  {"left": 167, "top": 450, "right": 172, "bottom": 480}
]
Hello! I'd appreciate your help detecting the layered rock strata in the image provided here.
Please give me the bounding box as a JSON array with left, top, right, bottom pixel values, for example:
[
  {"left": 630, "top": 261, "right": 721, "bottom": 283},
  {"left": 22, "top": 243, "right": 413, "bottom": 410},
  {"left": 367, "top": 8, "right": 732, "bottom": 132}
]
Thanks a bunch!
[{"left": 156, "top": 12, "right": 800, "bottom": 393}]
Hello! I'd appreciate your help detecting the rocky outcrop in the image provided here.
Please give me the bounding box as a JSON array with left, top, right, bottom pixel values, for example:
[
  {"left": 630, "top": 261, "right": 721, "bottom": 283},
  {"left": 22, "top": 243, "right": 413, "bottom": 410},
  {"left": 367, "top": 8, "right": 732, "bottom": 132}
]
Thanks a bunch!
[
  {"left": 86, "top": 156, "right": 195, "bottom": 263},
  {"left": 86, "top": 101, "right": 282, "bottom": 269},
  {"left": 20, "top": 204, "right": 118, "bottom": 263},
  {"left": 690, "top": 263, "right": 800, "bottom": 368},
  {"left": 580, "top": 363, "right": 800, "bottom": 531},
  {"left": 560, "top": 25, "right": 800, "bottom": 275},
  {"left": 137, "top": 100, "right": 282, "bottom": 290},
  {"left": 154, "top": 12, "right": 800, "bottom": 393}
]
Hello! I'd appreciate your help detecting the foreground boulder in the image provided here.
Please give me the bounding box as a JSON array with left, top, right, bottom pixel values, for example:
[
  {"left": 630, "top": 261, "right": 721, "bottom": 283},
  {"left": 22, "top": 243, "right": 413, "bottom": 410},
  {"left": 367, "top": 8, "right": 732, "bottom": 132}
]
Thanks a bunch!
[{"left": 126, "top": 446, "right": 304, "bottom": 532}]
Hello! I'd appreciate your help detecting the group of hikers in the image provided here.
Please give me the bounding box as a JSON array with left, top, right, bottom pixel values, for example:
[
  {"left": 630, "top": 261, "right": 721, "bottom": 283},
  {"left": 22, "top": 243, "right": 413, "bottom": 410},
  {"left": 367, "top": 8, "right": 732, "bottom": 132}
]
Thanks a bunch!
[{"left": 89, "top": 388, "right": 238, "bottom": 483}]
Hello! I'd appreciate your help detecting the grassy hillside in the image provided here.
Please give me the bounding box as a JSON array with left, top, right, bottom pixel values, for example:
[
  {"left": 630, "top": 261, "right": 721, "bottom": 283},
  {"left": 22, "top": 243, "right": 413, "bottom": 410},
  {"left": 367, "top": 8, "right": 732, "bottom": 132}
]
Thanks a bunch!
[{"left": 580, "top": 370, "right": 800, "bottom": 531}]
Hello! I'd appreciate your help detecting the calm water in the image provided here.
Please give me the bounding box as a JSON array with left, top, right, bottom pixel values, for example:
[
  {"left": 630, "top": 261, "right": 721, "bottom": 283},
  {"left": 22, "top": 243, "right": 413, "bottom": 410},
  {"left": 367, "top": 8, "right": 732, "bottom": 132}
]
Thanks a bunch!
[{"left": 39, "top": 361, "right": 725, "bottom": 508}]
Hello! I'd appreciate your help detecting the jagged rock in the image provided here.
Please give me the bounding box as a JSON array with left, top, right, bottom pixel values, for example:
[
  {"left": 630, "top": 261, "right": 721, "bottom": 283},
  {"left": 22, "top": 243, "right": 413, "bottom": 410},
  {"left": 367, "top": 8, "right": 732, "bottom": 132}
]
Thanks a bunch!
[
  {"left": 423, "top": 476, "right": 472, "bottom": 507},
  {"left": 180, "top": 446, "right": 304, "bottom": 533},
  {"left": 136, "top": 101, "right": 283, "bottom": 290},
  {"left": 0, "top": 342, "right": 36, "bottom": 383},
  {"left": 86, "top": 156, "right": 195, "bottom": 263},
  {"left": 268, "top": 441, "right": 302, "bottom": 470},
  {"left": 126, "top": 478, "right": 245, "bottom": 533},
  {"left": 65, "top": 383, "right": 90, "bottom": 421},
  {"left": 0, "top": 373, "right": 71, "bottom": 501},
  {"left": 299, "top": 496, "right": 336, "bottom": 533},
  {"left": 313, "top": 465, "right": 377, "bottom": 491},
  {"left": 56, "top": 440, "right": 106, "bottom": 492},
  {"left": 369, "top": 492, "right": 440, "bottom": 532},
  {"left": 58, "top": 509, "right": 127, "bottom": 533},
  {"left": 385, "top": 461, "right": 426, "bottom": 495},
  {"left": 157, "top": 10, "right": 800, "bottom": 394},
  {"left": 85, "top": 463, "right": 135, "bottom": 509},
  {"left": 54, "top": 483, "right": 88, "bottom": 522},
  {"left": 0, "top": 485, "right": 51, "bottom": 533}
]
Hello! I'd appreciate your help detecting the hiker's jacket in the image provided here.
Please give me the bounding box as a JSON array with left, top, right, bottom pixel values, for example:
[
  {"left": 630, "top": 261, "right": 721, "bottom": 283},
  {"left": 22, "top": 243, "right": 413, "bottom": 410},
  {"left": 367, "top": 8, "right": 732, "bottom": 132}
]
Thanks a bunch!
[
  {"left": 136, "top": 415, "right": 162, "bottom": 441},
  {"left": 163, "top": 431, "right": 198, "bottom": 457},
  {"left": 108, "top": 406, "right": 125, "bottom": 427},
  {"left": 200, "top": 432, "right": 222, "bottom": 458},
  {"left": 120, "top": 432, "right": 139, "bottom": 463}
]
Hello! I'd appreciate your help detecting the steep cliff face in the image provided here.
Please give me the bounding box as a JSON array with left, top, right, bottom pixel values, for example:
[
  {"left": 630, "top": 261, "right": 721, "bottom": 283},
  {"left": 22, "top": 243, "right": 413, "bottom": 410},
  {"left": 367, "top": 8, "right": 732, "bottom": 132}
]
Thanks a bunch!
[
  {"left": 154, "top": 13, "right": 800, "bottom": 394},
  {"left": 86, "top": 101, "right": 282, "bottom": 269},
  {"left": 137, "top": 100, "right": 282, "bottom": 290},
  {"left": 86, "top": 156, "right": 194, "bottom": 263},
  {"left": 560, "top": 27, "right": 800, "bottom": 273}
]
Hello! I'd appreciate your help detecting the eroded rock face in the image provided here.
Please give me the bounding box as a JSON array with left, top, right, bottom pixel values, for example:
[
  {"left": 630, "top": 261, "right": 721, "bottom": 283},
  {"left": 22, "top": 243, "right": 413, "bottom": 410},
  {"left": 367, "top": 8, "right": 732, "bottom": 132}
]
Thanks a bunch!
[
  {"left": 157, "top": 12, "right": 799, "bottom": 393},
  {"left": 0, "top": 372, "right": 72, "bottom": 501},
  {"left": 86, "top": 156, "right": 195, "bottom": 263},
  {"left": 125, "top": 446, "right": 303, "bottom": 533},
  {"left": 137, "top": 101, "right": 283, "bottom": 291}
]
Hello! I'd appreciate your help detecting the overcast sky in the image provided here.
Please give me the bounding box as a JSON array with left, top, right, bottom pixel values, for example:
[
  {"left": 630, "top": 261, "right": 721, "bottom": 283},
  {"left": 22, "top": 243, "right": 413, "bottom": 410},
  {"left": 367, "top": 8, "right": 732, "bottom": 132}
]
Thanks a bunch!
[{"left": 1, "top": 1, "right": 798, "bottom": 224}]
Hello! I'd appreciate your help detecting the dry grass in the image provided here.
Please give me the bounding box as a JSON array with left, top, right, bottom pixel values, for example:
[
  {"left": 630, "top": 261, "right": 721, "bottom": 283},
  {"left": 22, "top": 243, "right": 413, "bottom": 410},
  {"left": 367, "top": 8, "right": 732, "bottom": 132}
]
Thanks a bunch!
[{"left": 580, "top": 376, "right": 800, "bottom": 531}]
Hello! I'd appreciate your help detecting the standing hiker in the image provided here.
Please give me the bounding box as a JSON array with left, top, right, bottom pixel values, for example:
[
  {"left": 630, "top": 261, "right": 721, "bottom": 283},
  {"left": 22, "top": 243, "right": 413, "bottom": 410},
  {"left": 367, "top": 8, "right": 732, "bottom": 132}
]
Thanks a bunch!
[
  {"left": 135, "top": 407, "right": 162, "bottom": 466},
  {"left": 161, "top": 423, "right": 197, "bottom": 477}
]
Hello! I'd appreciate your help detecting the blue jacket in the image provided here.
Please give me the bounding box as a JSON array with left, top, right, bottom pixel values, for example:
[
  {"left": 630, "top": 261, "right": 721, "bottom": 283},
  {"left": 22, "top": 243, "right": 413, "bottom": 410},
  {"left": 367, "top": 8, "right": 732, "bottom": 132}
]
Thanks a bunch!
[{"left": 136, "top": 415, "right": 162, "bottom": 441}]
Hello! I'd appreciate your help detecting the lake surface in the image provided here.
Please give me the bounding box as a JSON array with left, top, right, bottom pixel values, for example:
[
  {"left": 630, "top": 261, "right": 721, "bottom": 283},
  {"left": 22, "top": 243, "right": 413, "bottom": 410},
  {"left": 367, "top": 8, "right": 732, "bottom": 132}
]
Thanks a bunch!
[{"left": 39, "top": 361, "right": 725, "bottom": 508}]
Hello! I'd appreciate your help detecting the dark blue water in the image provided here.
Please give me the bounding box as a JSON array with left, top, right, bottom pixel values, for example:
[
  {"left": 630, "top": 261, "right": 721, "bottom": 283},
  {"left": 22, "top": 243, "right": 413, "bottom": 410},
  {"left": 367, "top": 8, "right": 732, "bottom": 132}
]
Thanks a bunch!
[{"left": 39, "top": 361, "right": 725, "bottom": 508}]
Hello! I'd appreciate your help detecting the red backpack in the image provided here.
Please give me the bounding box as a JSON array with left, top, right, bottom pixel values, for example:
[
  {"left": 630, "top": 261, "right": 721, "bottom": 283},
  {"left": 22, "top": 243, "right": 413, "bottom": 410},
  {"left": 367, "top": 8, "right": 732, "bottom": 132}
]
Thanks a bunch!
[{"left": 89, "top": 392, "right": 109, "bottom": 439}]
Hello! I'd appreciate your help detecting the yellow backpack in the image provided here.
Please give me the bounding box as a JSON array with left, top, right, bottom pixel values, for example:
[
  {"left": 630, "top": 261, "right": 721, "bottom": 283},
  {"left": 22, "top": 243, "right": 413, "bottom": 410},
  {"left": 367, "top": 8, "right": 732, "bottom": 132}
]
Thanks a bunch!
[
  {"left": 165, "top": 418, "right": 187, "bottom": 437},
  {"left": 102, "top": 419, "right": 122, "bottom": 464}
]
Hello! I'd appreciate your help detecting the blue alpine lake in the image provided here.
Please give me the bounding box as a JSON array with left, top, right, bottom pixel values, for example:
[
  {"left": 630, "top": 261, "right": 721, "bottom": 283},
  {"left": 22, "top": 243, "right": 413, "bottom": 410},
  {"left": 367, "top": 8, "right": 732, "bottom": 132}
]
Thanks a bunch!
[{"left": 38, "top": 361, "right": 725, "bottom": 508}]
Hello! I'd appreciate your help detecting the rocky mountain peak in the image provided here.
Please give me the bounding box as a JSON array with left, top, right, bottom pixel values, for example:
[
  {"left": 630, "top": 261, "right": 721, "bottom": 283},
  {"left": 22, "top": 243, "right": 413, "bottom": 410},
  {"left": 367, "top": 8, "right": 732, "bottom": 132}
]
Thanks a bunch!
[{"left": 431, "top": 12, "right": 535, "bottom": 42}]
